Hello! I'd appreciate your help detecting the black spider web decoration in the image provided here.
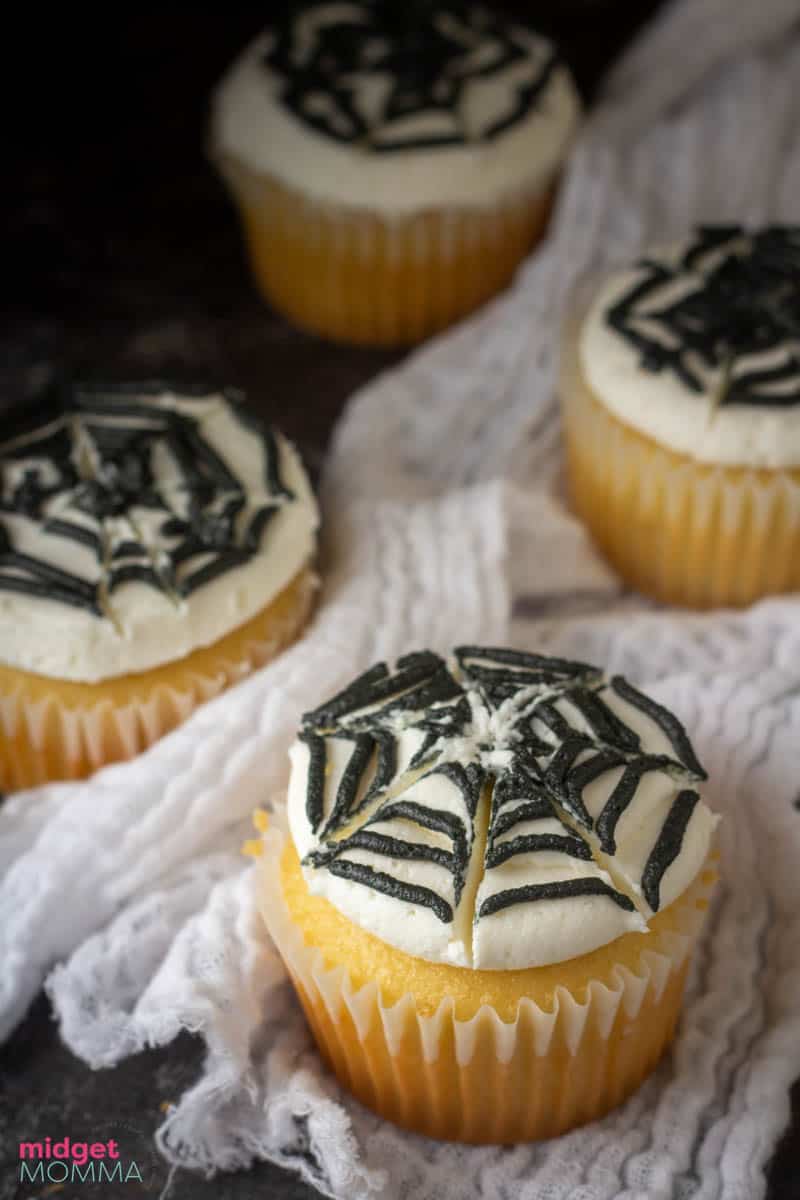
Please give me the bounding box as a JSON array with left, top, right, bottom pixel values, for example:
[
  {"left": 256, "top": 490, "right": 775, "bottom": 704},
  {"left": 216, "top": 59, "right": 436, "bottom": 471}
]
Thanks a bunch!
[
  {"left": 0, "top": 382, "right": 294, "bottom": 616},
  {"left": 263, "top": 1, "right": 560, "bottom": 152},
  {"left": 607, "top": 225, "right": 800, "bottom": 407},
  {"left": 297, "top": 648, "right": 707, "bottom": 924}
]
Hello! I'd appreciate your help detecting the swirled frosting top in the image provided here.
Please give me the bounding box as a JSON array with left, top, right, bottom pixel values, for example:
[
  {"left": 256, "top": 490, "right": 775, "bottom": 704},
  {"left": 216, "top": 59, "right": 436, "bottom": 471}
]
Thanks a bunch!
[
  {"left": 579, "top": 225, "right": 800, "bottom": 467},
  {"left": 0, "top": 382, "right": 318, "bottom": 682},
  {"left": 287, "top": 647, "right": 717, "bottom": 970},
  {"left": 211, "top": 1, "right": 580, "bottom": 213}
]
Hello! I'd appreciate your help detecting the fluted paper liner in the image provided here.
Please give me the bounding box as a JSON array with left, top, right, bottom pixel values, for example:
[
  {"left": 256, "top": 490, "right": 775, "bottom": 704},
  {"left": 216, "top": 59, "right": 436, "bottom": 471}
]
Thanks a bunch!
[
  {"left": 257, "top": 815, "right": 716, "bottom": 1144},
  {"left": 214, "top": 151, "right": 554, "bottom": 348},
  {"left": 560, "top": 279, "right": 800, "bottom": 609},
  {"left": 0, "top": 567, "right": 316, "bottom": 790}
]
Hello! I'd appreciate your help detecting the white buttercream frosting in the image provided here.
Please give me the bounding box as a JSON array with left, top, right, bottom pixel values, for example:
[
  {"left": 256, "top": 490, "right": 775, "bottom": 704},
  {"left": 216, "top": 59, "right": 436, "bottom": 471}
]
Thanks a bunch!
[
  {"left": 579, "top": 227, "right": 800, "bottom": 467},
  {"left": 210, "top": 4, "right": 580, "bottom": 214},
  {"left": 285, "top": 648, "right": 718, "bottom": 970},
  {"left": 0, "top": 385, "right": 318, "bottom": 682}
]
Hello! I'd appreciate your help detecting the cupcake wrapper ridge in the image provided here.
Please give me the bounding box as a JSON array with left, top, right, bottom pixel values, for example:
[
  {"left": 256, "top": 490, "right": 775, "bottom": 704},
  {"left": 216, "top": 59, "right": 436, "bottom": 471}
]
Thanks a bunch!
[{"left": 215, "top": 152, "right": 554, "bottom": 348}]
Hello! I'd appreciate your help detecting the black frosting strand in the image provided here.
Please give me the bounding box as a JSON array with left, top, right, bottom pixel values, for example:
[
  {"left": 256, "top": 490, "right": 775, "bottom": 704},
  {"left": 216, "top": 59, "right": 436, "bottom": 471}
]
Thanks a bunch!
[
  {"left": 559, "top": 748, "right": 627, "bottom": 830},
  {"left": 485, "top": 833, "right": 592, "bottom": 869},
  {"left": 564, "top": 687, "right": 641, "bottom": 753},
  {"left": 610, "top": 676, "right": 707, "bottom": 779},
  {"left": 360, "top": 731, "right": 398, "bottom": 809},
  {"left": 310, "top": 830, "right": 456, "bottom": 873},
  {"left": 301, "top": 652, "right": 457, "bottom": 729},
  {"left": 491, "top": 799, "right": 552, "bottom": 841},
  {"left": 428, "top": 761, "right": 485, "bottom": 819},
  {"left": 595, "top": 755, "right": 676, "bottom": 854},
  {"left": 319, "top": 734, "right": 376, "bottom": 839},
  {"left": 455, "top": 646, "right": 598, "bottom": 678},
  {"left": 299, "top": 731, "right": 328, "bottom": 834},
  {"left": 324, "top": 860, "right": 454, "bottom": 925},
  {"left": 41, "top": 518, "right": 103, "bottom": 557},
  {"left": 369, "top": 799, "right": 469, "bottom": 864},
  {"left": 642, "top": 789, "right": 700, "bottom": 912},
  {"left": 479, "top": 877, "right": 635, "bottom": 918}
]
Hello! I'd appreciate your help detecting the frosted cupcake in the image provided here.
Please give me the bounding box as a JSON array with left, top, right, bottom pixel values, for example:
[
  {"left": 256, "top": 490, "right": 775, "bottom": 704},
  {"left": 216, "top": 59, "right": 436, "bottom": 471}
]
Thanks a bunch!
[
  {"left": 0, "top": 381, "right": 318, "bottom": 789},
  {"left": 562, "top": 225, "right": 800, "bottom": 608},
  {"left": 254, "top": 647, "right": 718, "bottom": 1142},
  {"left": 210, "top": 2, "right": 580, "bottom": 346}
]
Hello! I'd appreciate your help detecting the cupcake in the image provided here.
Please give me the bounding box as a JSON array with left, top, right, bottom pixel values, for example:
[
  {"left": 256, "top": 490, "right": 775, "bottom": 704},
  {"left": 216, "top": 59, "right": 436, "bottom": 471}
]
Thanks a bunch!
[
  {"left": 210, "top": 2, "right": 580, "bottom": 347},
  {"left": 561, "top": 225, "right": 800, "bottom": 609},
  {"left": 0, "top": 381, "right": 319, "bottom": 790},
  {"left": 254, "top": 647, "right": 718, "bottom": 1142}
]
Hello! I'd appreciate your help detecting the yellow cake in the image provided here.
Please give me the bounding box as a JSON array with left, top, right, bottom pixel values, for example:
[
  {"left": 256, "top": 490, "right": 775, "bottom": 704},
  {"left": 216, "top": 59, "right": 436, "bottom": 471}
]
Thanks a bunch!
[
  {"left": 254, "top": 647, "right": 719, "bottom": 1142},
  {"left": 210, "top": 3, "right": 580, "bottom": 347},
  {"left": 561, "top": 226, "right": 800, "bottom": 608},
  {"left": 0, "top": 382, "right": 319, "bottom": 789}
]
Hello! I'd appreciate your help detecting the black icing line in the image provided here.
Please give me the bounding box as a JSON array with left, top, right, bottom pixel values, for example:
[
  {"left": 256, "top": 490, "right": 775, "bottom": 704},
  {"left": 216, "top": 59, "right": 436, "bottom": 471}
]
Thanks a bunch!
[
  {"left": 302, "top": 655, "right": 437, "bottom": 726},
  {"left": 490, "top": 798, "right": 554, "bottom": 841},
  {"left": 642, "top": 789, "right": 700, "bottom": 912},
  {"left": 530, "top": 699, "right": 578, "bottom": 744},
  {"left": 231, "top": 406, "right": 295, "bottom": 501},
  {"left": 368, "top": 798, "right": 468, "bottom": 853},
  {"left": 561, "top": 748, "right": 627, "bottom": 832},
  {"left": 594, "top": 755, "right": 676, "bottom": 855},
  {"left": 610, "top": 676, "right": 707, "bottom": 779},
  {"left": 358, "top": 730, "right": 398, "bottom": 810},
  {"left": 478, "top": 876, "right": 635, "bottom": 918},
  {"left": 485, "top": 832, "right": 592, "bottom": 869},
  {"left": 0, "top": 571, "right": 101, "bottom": 613},
  {"left": 681, "top": 224, "right": 743, "bottom": 271},
  {"left": 179, "top": 547, "right": 252, "bottom": 596},
  {"left": 323, "top": 859, "right": 454, "bottom": 924},
  {"left": 319, "top": 733, "right": 375, "bottom": 839},
  {"left": 309, "top": 829, "right": 455, "bottom": 873},
  {"left": 163, "top": 422, "right": 239, "bottom": 493},
  {"left": 243, "top": 504, "right": 280, "bottom": 554},
  {"left": 112, "top": 538, "right": 147, "bottom": 559},
  {"left": 0, "top": 543, "right": 100, "bottom": 613},
  {"left": 542, "top": 735, "right": 596, "bottom": 819},
  {"left": 299, "top": 730, "right": 328, "bottom": 834},
  {"left": 455, "top": 645, "right": 598, "bottom": 679},
  {"left": 426, "top": 760, "right": 485, "bottom": 819},
  {"left": 563, "top": 686, "right": 641, "bottom": 753},
  {"left": 482, "top": 45, "right": 560, "bottom": 140},
  {"left": 41, "top": 517, "right": 103, "bottom": 557}
]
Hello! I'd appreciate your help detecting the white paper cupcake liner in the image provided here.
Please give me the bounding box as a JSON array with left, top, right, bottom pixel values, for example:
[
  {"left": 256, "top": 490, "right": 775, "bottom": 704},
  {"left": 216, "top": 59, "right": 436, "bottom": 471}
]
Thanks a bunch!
[{"left": 213, "top": 151, "right": 554, "bottom": 347}]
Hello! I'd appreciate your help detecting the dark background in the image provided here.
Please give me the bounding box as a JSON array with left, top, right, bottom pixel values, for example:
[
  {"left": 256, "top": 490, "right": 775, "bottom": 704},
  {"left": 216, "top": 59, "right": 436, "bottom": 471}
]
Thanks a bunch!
[
  {"left": 3, "top": 2, "right": 662, "bottom": 426},
  {"left": 2, "top": 7, "right": 798, "bottom": 1198}
]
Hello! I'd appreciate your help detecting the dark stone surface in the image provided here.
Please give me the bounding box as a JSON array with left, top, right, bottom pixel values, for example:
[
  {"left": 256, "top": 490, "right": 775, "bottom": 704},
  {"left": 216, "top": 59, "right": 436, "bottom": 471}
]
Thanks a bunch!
[
  {"left": 1, "top": 7, "right": 798, "bottom": 1198},
  {"left": 0, "top": 997, "right": 313, "bottom": 1200}
]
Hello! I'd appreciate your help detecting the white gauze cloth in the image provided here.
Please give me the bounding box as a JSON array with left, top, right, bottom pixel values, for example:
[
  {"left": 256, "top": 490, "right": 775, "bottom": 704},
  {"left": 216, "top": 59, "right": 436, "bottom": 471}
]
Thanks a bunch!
[{"left": 3, "top": 2, "right": 800, "bottom": 1197}]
